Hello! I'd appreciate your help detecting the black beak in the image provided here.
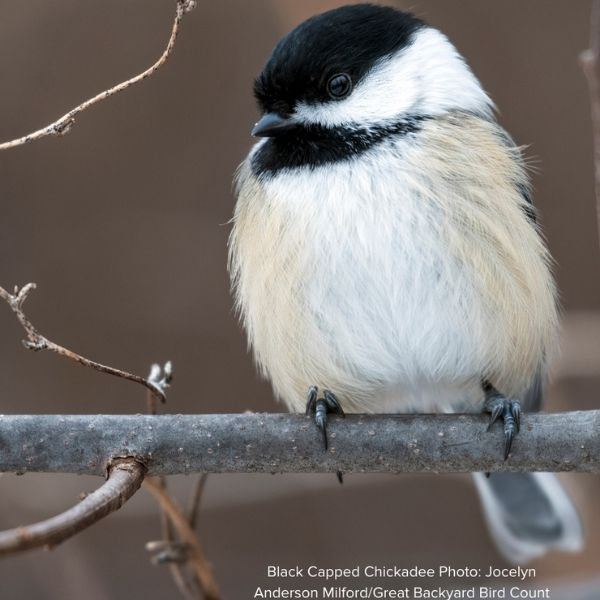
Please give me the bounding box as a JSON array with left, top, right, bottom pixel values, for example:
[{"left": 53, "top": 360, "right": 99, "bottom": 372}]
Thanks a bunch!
[{"left": 251, "top": 112, "right": 296, "bottom": 137}]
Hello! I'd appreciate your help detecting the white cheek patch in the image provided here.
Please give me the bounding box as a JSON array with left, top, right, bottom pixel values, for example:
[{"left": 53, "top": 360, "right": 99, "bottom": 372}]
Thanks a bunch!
[{"left": 294, "top": 27, "right": 493, "bottom": 128}]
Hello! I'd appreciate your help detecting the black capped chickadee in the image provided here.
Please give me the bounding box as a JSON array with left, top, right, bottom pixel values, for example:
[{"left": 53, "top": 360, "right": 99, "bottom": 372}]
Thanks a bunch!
[{"left": 229, "top": 4, "right": 583, "bottom": 562}]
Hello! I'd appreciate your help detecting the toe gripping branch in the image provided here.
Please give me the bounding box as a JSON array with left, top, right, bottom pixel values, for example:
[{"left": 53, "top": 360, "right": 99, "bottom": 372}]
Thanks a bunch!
[
  {"left": 484, "top": 386, "right": 521, "bottom": 460},
  {"left": 305, "top": 386, "right": 345, "bottom": 450}
]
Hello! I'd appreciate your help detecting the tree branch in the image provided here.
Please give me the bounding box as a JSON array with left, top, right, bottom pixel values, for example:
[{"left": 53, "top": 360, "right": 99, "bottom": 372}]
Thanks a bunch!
[
  {"left": 0, "top": 283, "right": 170, "bottom": 404},
  {"left": 0, "top": 412, "right": 598, "bottom": 475},
  {"left": 0, "top": 0, "right": 195, "bottom": 151},
  {"left": 0, "top": 284, "right": 211, "bottom": 595},
  {"left": 0, "top": 458, "right": 145, "bottom": 556}
]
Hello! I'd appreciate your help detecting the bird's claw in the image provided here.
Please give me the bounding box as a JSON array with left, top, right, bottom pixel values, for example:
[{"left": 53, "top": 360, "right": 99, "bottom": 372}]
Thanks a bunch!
[
  {"left": 305, "top": 386, "right": 345, "bottom": 450},
  {"left": 485, "top": 394, "right": 521, "bottom": 460}
]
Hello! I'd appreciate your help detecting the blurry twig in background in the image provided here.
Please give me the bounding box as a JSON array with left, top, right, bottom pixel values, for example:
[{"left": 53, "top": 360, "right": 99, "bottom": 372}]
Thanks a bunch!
[
  {"left": 147, "top": 478, "right": 199, "bottom": 600},
  {"left": 145, "top": 478, "right": 221, "bottom": 600},
  {"left": 580, "top": 0, "right": 600, "bottom": 243},
  {"left": 187, "top": 473, "right": 209, "bottom": 530},
  {"left": 0, "top": 0, "right": 196, "bottom": 151},
  {"left": 0, "top": 283, "right": 170, "bottom": 404},
  {"left": 0, "top": 458, "right": 145, "bottom": 556}
]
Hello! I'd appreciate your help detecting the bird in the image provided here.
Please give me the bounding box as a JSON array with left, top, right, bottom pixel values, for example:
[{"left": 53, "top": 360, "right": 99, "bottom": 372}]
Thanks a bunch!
[{"left": 228, "top": 3, "right": 583, "bottom": 563}]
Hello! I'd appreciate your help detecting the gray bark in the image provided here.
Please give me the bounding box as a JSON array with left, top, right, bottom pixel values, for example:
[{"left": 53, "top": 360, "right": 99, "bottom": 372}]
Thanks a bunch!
[{"left": 0, "top": 412, "right": 598, "bottom": 475}]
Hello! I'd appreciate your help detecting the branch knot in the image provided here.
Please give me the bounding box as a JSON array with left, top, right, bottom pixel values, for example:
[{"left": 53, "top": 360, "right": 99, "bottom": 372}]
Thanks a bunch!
[
  {"left": 53, "top": 118, "right": 75, "bottom": 136},
  {"left": 179, "top": 0, "right": 197, "bottom": 15}
]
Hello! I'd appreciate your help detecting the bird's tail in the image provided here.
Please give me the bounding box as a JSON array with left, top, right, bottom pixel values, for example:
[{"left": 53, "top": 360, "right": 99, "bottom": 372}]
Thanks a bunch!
[{"left": 472, "top": 472, "right": 584, "bottom": 563}]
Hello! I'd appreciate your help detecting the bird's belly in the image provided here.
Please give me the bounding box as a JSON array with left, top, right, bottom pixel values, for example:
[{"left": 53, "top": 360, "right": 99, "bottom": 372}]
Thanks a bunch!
[
  {"left": 296, "top": 222, "right": 489, "bottom": 412},
  {"left": 240, "top": 181, "right": 492, "bottom": 413},
  {"left": 231, "top": 143, "right": 555, "bottom": 414}
]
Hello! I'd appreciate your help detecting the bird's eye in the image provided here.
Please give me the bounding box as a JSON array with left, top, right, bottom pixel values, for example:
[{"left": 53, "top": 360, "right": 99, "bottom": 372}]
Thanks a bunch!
[{"left": 326, "top": 73, "right": 352, "bottom": 99}]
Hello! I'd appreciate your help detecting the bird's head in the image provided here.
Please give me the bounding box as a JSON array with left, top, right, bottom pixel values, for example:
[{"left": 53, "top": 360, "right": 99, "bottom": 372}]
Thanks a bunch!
[{"left": 252, "top": 4, "right": 492, "bottom": 139}]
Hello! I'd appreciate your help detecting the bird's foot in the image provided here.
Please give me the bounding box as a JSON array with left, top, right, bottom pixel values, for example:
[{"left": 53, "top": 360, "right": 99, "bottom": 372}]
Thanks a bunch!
[
  {"left": 305, "top": 386, "right": 345, "bottom": 450},
  {"left": 484, "top": 389, "right": 521, "bottom": 460}
]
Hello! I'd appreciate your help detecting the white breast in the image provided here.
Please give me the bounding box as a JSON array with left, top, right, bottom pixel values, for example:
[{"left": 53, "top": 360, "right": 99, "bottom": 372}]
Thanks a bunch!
[{"left": 229, "top": 116, "right": 557, "bottom": 414}]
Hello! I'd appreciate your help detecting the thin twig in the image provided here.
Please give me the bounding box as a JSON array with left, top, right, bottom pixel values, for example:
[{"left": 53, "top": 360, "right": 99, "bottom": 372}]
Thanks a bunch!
[
  {"left": 148, "top": 477, "right": 199, "bottom": 600},
  {"left": 0, "top": 0, "right": 196, "bottom": 151},
  {"left": 580, "top": 0, "right": 600, "bottom": 245},
  {"left": 187, "top": 474, "right": 208, "bottom": 530},
  {"left": 0, "top": 283, "right": 170, "bottom": 404},
  {"left": 148, "top": 475, "right": 211, "bottom": 598},
  {"left": 145, "top": 479, "right": 222, "bottom": 600},
  {"left": 0, "top": 458, "right": 145, "bottom": 556}
]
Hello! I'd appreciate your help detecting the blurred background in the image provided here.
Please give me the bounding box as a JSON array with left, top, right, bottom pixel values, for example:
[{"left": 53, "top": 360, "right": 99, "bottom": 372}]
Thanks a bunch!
[{"left": 0, "top": 0, "right": 599, "bottom": 598}]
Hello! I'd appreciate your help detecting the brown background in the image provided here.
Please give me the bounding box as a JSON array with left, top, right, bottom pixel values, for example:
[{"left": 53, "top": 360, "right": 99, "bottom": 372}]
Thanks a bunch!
[{"left": 0, "top": 1, "right": 599, "bottom": 598}]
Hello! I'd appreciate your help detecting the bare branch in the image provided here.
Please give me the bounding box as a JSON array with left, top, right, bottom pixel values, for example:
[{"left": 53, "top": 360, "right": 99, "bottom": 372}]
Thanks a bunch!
[
  {"left": 0, "top": 285, "right": 183, "bottom": 578},
  {"left": 0, "top": 0, "right": 196, "bottom": 151},
  {"left": 0, "top": 412, "right": 598, "bottom": 475},
  {"left": 0, "top": 458, "right": 145, "bottom": 556},
  {"left": 0, "top": 283, "right": 169, "bottom": 404},
  {"left": 580, "top": 0, "right": 600, "bottom": 244},
  {"left": 145, "top": 478, "right": 222, "bottom": 600}
]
